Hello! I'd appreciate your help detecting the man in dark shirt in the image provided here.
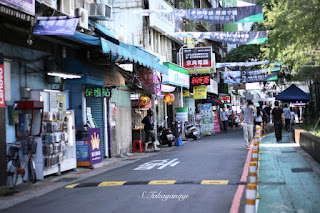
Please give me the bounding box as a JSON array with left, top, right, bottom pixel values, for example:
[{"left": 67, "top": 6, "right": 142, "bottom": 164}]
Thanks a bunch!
[
  {"left": 271, "top": 101, "right": 285, "bottom": 142},
  {"left": 142, "top": 109, "right": 160, "bottom": 152}
]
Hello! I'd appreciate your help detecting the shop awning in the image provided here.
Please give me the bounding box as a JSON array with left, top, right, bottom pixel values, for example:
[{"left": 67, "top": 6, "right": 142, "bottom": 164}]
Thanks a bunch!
[
  {"left": 101, "top": 38, "right": 168, "bottom": 75},
  {"left": 207, "top": 98, "right": 222, "bottom": 105},
  {"left": 276, "top": 84, "right": 310, "bottom": 101},
  {"left": 64, "top": 57, "right": 125, "bottom": 86}
]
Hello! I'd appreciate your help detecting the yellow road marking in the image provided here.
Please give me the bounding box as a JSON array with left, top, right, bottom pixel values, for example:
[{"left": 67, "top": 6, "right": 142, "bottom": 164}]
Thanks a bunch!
[
  {"left": 65, "top": 183, "right": 80, "bottom": 188},
  {"left": 98, "top": 181, "right": 127, "bottom": 187},
  {"left": 201, "top": 180, "right": 229, "bottom": 185},
  {"left": 148, "top": 180, "right": 176, "bottom": 185}
]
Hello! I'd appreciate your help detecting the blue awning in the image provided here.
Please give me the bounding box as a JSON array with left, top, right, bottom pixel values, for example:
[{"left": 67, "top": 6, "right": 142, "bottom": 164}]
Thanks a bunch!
[
  {"left": 101, "top": 38, "right": 168, "bottom": 75},
  {"left": 64, "top": 57, "right": 105, "bottom": 86},
  {"left": 276, "top": 84, "right": 310, "bottom": 101}
]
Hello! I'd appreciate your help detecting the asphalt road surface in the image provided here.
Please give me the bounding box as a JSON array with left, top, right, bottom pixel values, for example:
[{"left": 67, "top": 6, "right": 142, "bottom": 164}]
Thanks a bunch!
[{"left": 1, "top": 128, "right": 248, "bottom": 213}]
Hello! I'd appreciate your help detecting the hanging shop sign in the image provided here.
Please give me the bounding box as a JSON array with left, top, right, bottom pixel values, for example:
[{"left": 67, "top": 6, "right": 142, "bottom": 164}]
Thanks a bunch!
[
  {"left": 182, "top": 47, "right": 212, "bottom": 69},
  {"left": 33, "top": 16, "right": 79, "bottom": 36},
  {"left": 140, "top": 5, "right": 263, "bottom": 24},
  {"left": 163, "top": 62, "right": 189, "bottom": 88},
  {"left": 0, "top": 0, "right": 35, "bottom": 16},
  {"left": 176, "top": 107, "right": 188, "bottom": 122},
  {"left": 221, "top": 96, "right": 231, "bottom": 104},
  {"left": 172, "top": 31, "right": 268, "bottom": 45},
  {"left": 85, "top": 87, "right": 112, "bottom": 98},
  {"left": 207, "top": 79, "right": 218, "bottom": 95},
  {"left": 183, "top": 90, "right": 190, "bottom": 98},
  {"left": 190, "top": 74, "right": 211, "bottom": 87},
  {"left": 188, "top": 53, "right": 216, "bottom": 74},
  {"left": 135, "top": 64, "right": 161, "bottom": 96},
  {"left": 193, "top": 86, "right": 207, "bottom": 100},
  {"left": 241, "top": 67, "right": 279, "bottom": 83},
  {"left": 88, "top": 128, "right": 102, "bottom": 165},
  {"left": 0, "top": 56, "right": 5, "bottom": 108},
  {"left": 223, "top": 71, "right": 241, "bottom": 85}
]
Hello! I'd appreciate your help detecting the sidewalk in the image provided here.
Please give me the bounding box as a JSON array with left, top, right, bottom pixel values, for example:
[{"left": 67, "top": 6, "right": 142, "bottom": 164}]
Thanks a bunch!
[
  {"left": 258, "top": 131, "right": 320, "bottom": 213},
  {"left": 0, "top": 144, "right": 178, "bottom": 210}
]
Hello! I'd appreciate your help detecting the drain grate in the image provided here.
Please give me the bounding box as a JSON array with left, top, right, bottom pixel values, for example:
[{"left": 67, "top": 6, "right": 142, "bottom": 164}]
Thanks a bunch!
[
  {"left": 282, "top": 151, "right": 297, "bottom": 153},
  {"left": 291, "top": 168, "right": 314, "bottom": 173}
]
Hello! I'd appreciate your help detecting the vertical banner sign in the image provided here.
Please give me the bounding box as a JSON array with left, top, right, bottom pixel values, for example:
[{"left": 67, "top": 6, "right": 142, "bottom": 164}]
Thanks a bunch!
[
  {"left": 0, "top": 56, "right": 5, "bottom": 108},
  {"left": 88, "top": 128, "right": 102, "bottom": 165},
  {"left": 193, "top": 86, "right": 207, "bottom": 100},
  {"left": 212, "top": 111, "right": 221, "bottom": 133},
  {"left": 200, "top": 103, "right": 215, "bottom": 135}
]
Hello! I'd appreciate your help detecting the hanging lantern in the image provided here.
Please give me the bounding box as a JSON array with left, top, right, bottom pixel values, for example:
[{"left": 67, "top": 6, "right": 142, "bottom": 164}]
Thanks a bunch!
[
  {"left": 164, "top": 93, "right": 175, "bottom": 105},
  {"left": 138, "top": 95, "right": 151, "bottom": 107}
]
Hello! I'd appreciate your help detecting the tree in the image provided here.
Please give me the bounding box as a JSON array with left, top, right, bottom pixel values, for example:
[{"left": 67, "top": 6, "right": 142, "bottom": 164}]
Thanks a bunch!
[
  {"left": 257, "top": 0, "right": 320, "bottom": 71},
  {"left": 222, "top": 44, "right": 262, "bottom": 62}
]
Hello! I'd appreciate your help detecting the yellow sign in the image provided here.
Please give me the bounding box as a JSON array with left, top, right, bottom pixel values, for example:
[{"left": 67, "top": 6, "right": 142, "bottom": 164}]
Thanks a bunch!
[
  {"left": 189, "top": 68, "right": 214, "bottom": 74},
  {"left": 183, "top": 91, "right": 190, "bottom": 97},
  {"left": 193, "top": 86, "right": 207, "bottom": 100}
]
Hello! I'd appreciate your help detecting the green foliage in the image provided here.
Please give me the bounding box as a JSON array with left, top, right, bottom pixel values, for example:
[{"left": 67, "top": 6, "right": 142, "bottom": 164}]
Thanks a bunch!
[
  {"left": 257, "top": 0, "right": 320, "bottom": 72},
  {"left": 222, "top": 44, "right": 263, "bottom": 62},
  {"left": 179, "top": 0, "right": 196, "bottom": 31}
]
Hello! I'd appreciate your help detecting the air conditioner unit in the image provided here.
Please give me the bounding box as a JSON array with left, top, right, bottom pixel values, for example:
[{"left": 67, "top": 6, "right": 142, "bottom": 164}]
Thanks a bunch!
[
  {"left": 75, "top": 8, "right": 89, "bottom": 29},
  {"left": 44, "top": 0, "right": 57, "bottom": 9},
  {"left": 60, "top": 0, "right": 74, "bottom": 15},
  {"left": 88, "top": 3, "right": 111, "bottom": 20}
]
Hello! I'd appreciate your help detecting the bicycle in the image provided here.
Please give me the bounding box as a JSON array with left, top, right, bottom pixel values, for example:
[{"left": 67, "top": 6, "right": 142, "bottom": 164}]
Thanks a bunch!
[{"left": 7, "top": 137, "right": 37, "bottom": 188}]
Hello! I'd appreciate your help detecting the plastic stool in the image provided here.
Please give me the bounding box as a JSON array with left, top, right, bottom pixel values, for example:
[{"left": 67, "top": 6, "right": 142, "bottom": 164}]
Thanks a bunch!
[{"left": 132, "top": 140, "right": 143, "bottom": 153}]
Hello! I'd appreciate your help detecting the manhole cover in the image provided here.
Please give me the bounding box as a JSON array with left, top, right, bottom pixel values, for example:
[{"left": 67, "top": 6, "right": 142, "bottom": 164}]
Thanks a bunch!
[
  {"left": 291, "top": 168, "right": 314, "bottom": 173},
  {"left": 282, "top": 151, "right": 297, "bottom": 153}
]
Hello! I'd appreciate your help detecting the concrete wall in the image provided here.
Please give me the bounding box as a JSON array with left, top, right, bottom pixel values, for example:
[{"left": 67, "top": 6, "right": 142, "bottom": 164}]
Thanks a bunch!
[
  {"left": 1, "top": 42, "right": 50, "bottom": 143},
  {"left": 299, "top": 132, "right": 320, "bottom": 164}
]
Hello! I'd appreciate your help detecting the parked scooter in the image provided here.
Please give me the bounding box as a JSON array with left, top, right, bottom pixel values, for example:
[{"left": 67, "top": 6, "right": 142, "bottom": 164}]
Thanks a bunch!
[
  {"left": 157, "top": 125, "right": 175, "bottom": 147},
  {"left": 185, "top": 124, "right": 199, "bottom": 140}
]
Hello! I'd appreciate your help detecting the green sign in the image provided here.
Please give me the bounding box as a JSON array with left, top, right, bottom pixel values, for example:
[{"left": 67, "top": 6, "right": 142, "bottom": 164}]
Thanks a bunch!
[{"left": 85, "top": 87, "right": 112, "bottom": 98}]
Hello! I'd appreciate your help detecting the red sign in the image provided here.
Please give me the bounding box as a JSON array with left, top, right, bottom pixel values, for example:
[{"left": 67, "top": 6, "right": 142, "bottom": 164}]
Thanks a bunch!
[
  {"left": 190, "top": 75, "right": 210, "bottom": 86},
  {"left": 0, "top": 63, "right": 5, "bottom": 108},
  {"left": 221, "top": 96, "right": 230, "bottom": 103},
  {"left": 182, "top": 47, "right": 212, "bottom": 69}
]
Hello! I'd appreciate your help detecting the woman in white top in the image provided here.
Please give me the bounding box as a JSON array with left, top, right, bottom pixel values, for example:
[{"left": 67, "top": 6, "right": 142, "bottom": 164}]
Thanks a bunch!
[{"left": 254, "top": 106, "right": 263, "bottom": 126}]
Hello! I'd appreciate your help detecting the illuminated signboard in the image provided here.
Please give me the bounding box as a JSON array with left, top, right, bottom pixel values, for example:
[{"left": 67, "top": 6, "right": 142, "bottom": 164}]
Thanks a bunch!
[
  {"left": 190, "top": 74, "right": 211, "bottom": 86},
  {"left": 221, "top": 96, "right": 230, "bottom": 103},
  {"left": 85, "top": 87, "right": 112, "bottom": 98},
  {"left": 182, "top": 47, "right": 212, "bottom": 69}
]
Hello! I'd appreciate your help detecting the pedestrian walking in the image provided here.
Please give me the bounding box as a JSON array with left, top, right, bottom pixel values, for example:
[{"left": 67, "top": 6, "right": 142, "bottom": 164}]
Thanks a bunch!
[
  {"left": 290, "top": 107, "right": 295, "bottom": 130},
  {"left": 142, "top": 109, "right": 160, "bottom": 152},
  {"left": 240, "top": 100, "right": 255, "bottom": 150},
  {"left": 283, "top": 104, "right": 291, "bottom": 132},
  {"left": 220, "top": 107, "right": 228, "bottom": 133},
  {"left": 254, "top": 106, "right": 263, "bottom": 126},
  {"left": 262, "top": 105, "right": 270, "bottom": 132},
  {"left": 271, "top": 101, "right": 285, "bottom": 142}
]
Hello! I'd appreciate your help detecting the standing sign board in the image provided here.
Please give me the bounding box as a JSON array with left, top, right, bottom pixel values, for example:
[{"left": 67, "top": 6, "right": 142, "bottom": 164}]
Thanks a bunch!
[
  {"left": 182, "top": 47, "right": 212, "bottom": 69},
  {"left": 212, "top": 111, "right": 221, "bottom": 133},
  {"left": 88, "top": 128, "right": 102, "bottom": 165},
  {"left": 0, "top": 58, "right": 5, "bottom": 108},
  {"left": 200, "top": 103, "right": 215, "bottom": 135}
]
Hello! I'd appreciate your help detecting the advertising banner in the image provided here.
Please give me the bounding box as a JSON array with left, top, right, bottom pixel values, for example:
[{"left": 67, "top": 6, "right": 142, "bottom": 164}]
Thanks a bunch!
[
  {"left": 241, "top": 67, "right": 279, "bottom": 83},
  {"left": 223, "top": 71, "right": 241, "bottom": 85},
  {"left": 0, "top": 0, "right": 35, "bottom": 15},
  {"left": 216, "top": 60, "right": 269, "bottom": 68},
  {"left": 212, "top": 111, "right": 221, "bottom": 133},
  {"left": 0, "top": 57, "right": 5, "bottom": 108},
  {"left": 190, "top": 74, "right": 211, "bottom": 87},
  {"left": 193, "top": 86, "right": 207, "bottom": 100},
  {"left": 140, "top": 5, "right": 263, "bottom": 24},
  {"left": 200, "top": 103, "right": 214, "bottom": 135},
  {"left": 172, "top": 31, "right": 268, "bottom": 45},
  {"left": 33, "top": 16, "right": 79, "bottom": 36},
  {"left": 182, "top": 47, "right": 212, "bottom": 69},
  {"left": 88, "top": 128, "right": 102, "bottom": 165}
]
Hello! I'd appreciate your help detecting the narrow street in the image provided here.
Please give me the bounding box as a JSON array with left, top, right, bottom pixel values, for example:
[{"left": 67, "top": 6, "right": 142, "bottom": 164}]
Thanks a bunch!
[{"left": 1, "top": 128, "right": 248, "bottom": 213}]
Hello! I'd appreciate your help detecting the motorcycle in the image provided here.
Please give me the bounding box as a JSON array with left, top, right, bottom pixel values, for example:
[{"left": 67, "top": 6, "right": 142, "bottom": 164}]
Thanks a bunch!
[
  {"left": 185, "top": 124, "right": 199, "bottom": 140},
  {"left": 157, "top": 125, "right": 175, "bottom": 147}
]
